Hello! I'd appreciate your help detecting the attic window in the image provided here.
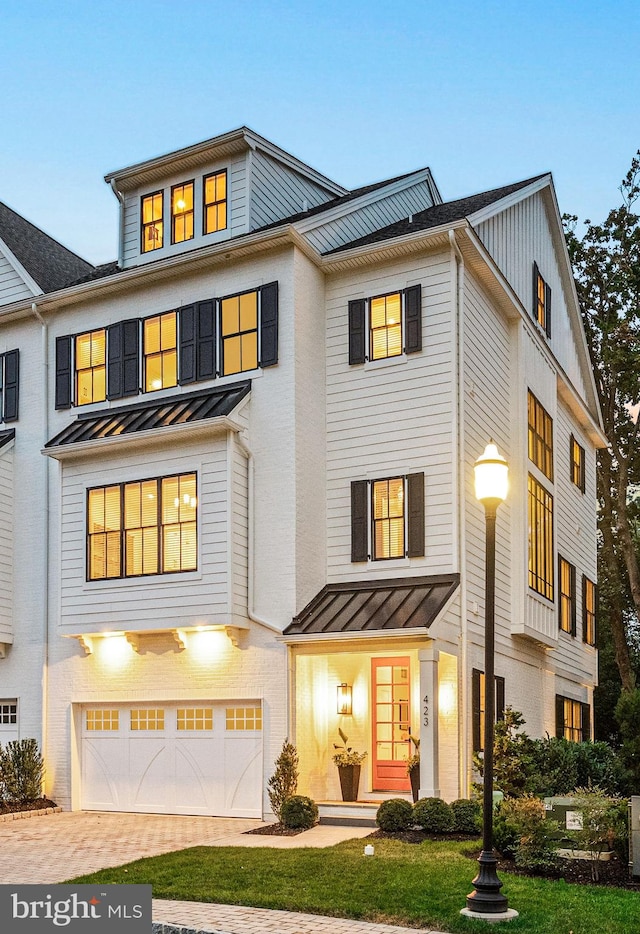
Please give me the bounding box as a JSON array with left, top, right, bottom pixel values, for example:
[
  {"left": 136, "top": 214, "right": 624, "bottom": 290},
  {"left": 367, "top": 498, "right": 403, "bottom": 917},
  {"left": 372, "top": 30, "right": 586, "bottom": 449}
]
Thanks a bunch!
[
  {"left": 141, "top": 191, "right": 164, "bottom": 253},
  {"left": 532, "top": 262, "right": 551, "bottom": 338},
  {"left": 171, "top": 181, "right": 194, "bottom": 244},
  {"left": 203, "top": 170, "right": 227, "bottom": 234}
]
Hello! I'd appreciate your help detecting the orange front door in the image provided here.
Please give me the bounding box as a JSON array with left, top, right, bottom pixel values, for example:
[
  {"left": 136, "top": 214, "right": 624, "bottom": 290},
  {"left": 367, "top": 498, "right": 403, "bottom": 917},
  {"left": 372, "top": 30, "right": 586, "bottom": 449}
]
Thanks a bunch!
[{"left": 372, "top": 657, "right": 411, "bottom": 791}]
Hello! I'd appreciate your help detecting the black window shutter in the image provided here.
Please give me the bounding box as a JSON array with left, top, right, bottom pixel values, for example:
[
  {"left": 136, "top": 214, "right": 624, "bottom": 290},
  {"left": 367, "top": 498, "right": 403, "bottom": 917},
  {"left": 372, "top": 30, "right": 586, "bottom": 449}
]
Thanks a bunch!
[
  {"left": 545, "top": 282, "right": 552, "bottom": 338},
  {"left": 555, "top": 695, "right": 565, "bottom": 738},
  {"left": 197, "top": 300, "right": 216, "bottom": 380},
  {"left": 348, "top": 299, "right": 366, "bottom": 365},
  {"left": 122, "top": 319, "right": 140, "bottom": 397},
  {"left": 178, "top": 304, "right": 196, "bottom": 385},
  {"left": 259, "top": 282, "right": 278, "bottom": 368},
  {"left": 55, "top": 335, "right": 72, "bottom": 410},
  {"left": 107, "top": 322, "right": 123, "bottom": 399},
  {"left": 495, "top": 676, "right": 505, "bottom": 722},
  {"left": 407, "top": 471, "right": 425, "bottom": 557},
  {"left": 2, "top": 349, "right": 19, "bottom": 422},
  {"left": 570, "top": 563, "right": 577, "bottom": 636},
  {"left": 351, "top": 480, "right": 368, "bottom": 562},
  {"left": 532, "top": 261, "right": 540, "bottom": 322},
  {"left": 581, "top": 703, "right": 591, "bottom": 741},
  {"left": 472, "top": 669, "right": 481, "bottom": 752},
  {"left": 404, "top": 284, "right": 422, "bottom": 354}
]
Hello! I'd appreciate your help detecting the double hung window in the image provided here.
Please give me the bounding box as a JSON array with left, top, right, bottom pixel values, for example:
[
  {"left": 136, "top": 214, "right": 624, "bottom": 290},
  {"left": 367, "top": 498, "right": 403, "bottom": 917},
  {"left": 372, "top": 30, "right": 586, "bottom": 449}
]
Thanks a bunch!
[
  {"left": 556, "top": 695, "right": 590, "bottom": 742},
  {"left": 351, "top": 473, "right": 424, "bottom": 562},
  {"left": 558, "top": 556, "right": 576, "bottom": 635},
  {"left": 570, "top": 435, "right": 586, "bottom": 493},
  {"left": 141, "top": 191, "right": 163, "bottom": 253},
  {"left": 171, "top": 182, "right": 194, "bottom": 244},
  {"left": 532, "top": 262, "right": 551, "bottom": 337},
  {"left": 583, "top": 576, "right": 596, "bottom": 646},
  {"left": 348, "top": 285, "right": 422, "bottom": 364},
  {"left": 472, "top": 670, "right": 505, "bottom": 753},
  {"left": 203, "top": 170, "right": 227, "bottom": 234}
]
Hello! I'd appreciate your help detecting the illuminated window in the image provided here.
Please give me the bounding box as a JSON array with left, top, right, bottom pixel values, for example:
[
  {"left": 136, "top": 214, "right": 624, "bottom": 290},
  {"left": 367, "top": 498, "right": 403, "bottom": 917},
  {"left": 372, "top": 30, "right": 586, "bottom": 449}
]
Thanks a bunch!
[
  {"left": 570, "top": 435, "right": 586, "bottom": 493},
  {"left": 221, "top": 290, "right": 258, "bottom": 375},
  {"left": 203, "top": 170, "right": 227, "bottom": 234},
  {"left": 528, "top": 474, "right": 554, "bottom": 600},
  {"left": 583, "top": 576, "right": 596, "bottom": 646},
  {"left": 171, "top": 181, "right": 194, "bottom": 244},
  {"left": 472, "top": 671, "right": 505, "bottom": 753},
  {"left": 86, "top": 709, "right": 119, "bottom": 731},
  {"left": 225, "top": 707, "right": 262, "bottom": 731},
  {"left": 0, "top": 700, "right": 17, "bottom": 725},
  {"left": 130, "top": 709, "right": 164, "bottom": 731},
  {"left": 177, "top": 708, "right": 213, "bottom": 730},
  {"left": 557, "top": 696, "right": 589, "bottom": 742},
  {"left": 75, "top": 329, "right": 106, "bottom": 406},
  {"left": 558, "top": 556, "right": 576, "bottom": 635},
  {"left": 527, "top": 391, "right": 553, "bottom": 480},
  {"left": 533, "top": 262, "right": 551, "bottom": 336},
  {"left": 370, "top": 292, "right": 402, "bottom": 360},
  {"left": 141, "top": 191, "right": 163, "bottom": 253},
  {"left": 88, "top": 473, "right": 197, "bottom": 580},
  {"left": 372, "top": 478, "right": 405, "bottom": 559},
  {"left": 144, "top": 311, "right": 177, "bottom": 391}
]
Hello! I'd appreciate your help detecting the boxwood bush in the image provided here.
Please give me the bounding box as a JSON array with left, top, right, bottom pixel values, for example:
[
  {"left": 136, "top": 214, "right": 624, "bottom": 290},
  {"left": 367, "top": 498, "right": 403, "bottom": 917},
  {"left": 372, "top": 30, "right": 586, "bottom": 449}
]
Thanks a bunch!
[
  {"left": 413, "top": 796, "right": 454, "bottom": 833},
  {"left": 280, "top": 795, "right": 318, "bottom": 830},
  {"left": 450, "top": 798, "right": 482, "bottom": 835},
  {"left": 376, "top": 798, "right": 413, "bottom": 832}
]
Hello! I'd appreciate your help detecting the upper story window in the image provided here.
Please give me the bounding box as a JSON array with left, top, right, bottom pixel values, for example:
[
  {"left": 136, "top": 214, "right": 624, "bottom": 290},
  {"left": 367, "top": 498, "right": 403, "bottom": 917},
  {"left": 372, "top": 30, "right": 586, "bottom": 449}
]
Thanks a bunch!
[
  {"left": 527, "top": 390, "right": 553, "bottom": 481},
  {"left": 54, "top": 282, "right": 278, "bottom": 410},
  {"left": 528, "top": 473, "right": 553, "bottom": 601},
  {"left": 556, "top": 695, "right": 590, "bottom": 742},
  {"left": 348, "top": 285, "right": 422, "bottom": 365},
  {"left": 570, "top": 434, "right": 586, "bottom": 493},
  {"left": 532, "top": 262, "right": 551, "bottom": 337},
  {"left": 583, "top": 576, "right": 596, "bottom": 646},
  {"left": 0, "top": 349, "right": 19, "bottom": 423},
  {"left": 87, "top": 472, "right": 197, "bottom": 581},
  {"left": 171, "top": 181, "right": 194, "bottom": 244},
  {"left": 141, "top": 191, "right": 164, "bottom": 253},
  {"left": 144, "top": 312, "right": 177, "bottom": 392},
  {"left": 351, "top": 472, "right": 424, "bottom": 562},
  {"left": 203, "top": 170, "right": 227, "bottom": 234},
  {"left": 75, "top": 330, "right": 106, "bottom": 406},
  {"left": 558, "top": 555, "right": 576, "bottom": 635}
]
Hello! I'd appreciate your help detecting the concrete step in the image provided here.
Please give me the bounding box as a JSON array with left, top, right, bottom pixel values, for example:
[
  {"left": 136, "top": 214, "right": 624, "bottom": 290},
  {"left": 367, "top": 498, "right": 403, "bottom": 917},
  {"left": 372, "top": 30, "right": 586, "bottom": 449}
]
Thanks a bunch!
[{"left": 317, "top": 795, "right": 412, "bottom": 827}]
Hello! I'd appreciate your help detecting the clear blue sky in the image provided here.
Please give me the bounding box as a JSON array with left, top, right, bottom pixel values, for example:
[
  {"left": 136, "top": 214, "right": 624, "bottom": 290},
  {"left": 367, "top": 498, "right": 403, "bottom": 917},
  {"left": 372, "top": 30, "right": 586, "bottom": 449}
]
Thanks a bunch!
[{"left": 1, "top": 0, "right": 638, "bottom": 265}]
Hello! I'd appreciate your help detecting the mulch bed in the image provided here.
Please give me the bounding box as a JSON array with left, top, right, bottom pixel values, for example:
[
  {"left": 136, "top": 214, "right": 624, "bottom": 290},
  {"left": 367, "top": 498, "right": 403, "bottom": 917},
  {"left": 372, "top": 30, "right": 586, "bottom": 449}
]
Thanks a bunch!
[
  {"left": 245, "top": 822, "right": 306, "bottom": 836},
  {"left": 0, "top": 798, "right": 57, "bottom": 815}
]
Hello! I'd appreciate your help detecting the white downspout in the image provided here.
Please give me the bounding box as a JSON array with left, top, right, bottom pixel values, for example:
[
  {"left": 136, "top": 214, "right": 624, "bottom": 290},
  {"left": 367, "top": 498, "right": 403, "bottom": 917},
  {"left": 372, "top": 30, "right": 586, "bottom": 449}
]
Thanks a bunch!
[
  {"left": 31, "top": 302, "right": 49, "bottom": 786},
  {"left": 109, "top": 179, "right": 125, "bottom": 268},
  {"left": 448, "top": 230, "right": 469, "bottom": 797},
  {"left": 233, "top": 430, "right": 281, "bottom": 632}
]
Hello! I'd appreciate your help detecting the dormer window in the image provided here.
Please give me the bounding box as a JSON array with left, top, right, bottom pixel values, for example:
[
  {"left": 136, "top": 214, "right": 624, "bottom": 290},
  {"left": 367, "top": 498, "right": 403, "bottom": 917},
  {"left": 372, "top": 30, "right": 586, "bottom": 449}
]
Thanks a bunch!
[
  {"left": 141, "top": 191, "right": 164, "bottom": 253},
  {"left": 171, "top": 181, "right": 194, "bottom": 244},
  {"left": 203, "top": 170, "right": 227, "bottom": 234}
]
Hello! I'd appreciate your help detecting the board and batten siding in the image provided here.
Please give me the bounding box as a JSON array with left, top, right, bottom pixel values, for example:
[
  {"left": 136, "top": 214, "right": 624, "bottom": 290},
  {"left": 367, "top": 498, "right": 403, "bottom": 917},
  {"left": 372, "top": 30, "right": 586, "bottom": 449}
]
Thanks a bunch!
[
  {"left": 121, "top": 156, "right": 249, "bottom": 268},
  {"left": 58, "top": 435, "right": 240, "bottom": 633},
  {"left": 474, "top": 192, "right": 587, "bottom": 401},
  {"left": 0, "top": 251, "right": 34, "bottom": 306},
  {"left": 304, "top": 181, "right": 434, "bottom": 255},
  {"left": 0, "top": 444, "right": 13, "bottom": 642},
  {"left": 249, "top": 151, "right": 335, "bottom": 230},
  {"left": 325, "top": 251, "right": 455, "bottom": 582}
]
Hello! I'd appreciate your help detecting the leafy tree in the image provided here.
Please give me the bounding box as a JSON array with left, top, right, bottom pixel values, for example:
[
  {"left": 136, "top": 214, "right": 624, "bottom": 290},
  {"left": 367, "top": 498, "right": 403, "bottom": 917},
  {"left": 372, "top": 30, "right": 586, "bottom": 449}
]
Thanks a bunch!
[{"left": 564, "top": 153, "right": 640, "bottom": 696}]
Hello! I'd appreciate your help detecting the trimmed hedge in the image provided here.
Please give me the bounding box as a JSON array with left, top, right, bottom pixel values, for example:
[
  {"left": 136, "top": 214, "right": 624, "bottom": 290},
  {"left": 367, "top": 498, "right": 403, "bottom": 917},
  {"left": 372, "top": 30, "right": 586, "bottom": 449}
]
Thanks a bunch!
[
  {"left": 376, "top": 798, "right": 413, "bottom": 832},
  {"left": 413, "top": 797, "right": 454, "bottom": 833},
  {"left": 451, "top": 798, "right": 481, "bottom": 835}
]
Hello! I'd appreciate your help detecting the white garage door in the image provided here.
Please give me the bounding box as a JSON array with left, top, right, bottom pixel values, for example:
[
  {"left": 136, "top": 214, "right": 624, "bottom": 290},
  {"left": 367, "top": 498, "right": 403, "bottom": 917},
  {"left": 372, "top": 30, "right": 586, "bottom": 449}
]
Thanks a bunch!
[{"left": 80, "top": 702, "right": 263, "bottom": 817}]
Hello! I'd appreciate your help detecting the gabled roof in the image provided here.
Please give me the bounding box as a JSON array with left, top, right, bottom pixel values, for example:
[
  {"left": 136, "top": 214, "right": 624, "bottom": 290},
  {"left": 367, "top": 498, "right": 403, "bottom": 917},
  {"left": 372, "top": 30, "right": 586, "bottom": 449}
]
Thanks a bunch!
[
  {"left": 45, "top": 382, "right": 251, "bottom": 450},
  {"left": 283, "top": 574, "right": 459, "bottom": 639},
  {"left": 0, "top": 200, "right": 94, "bottom": 293},
  {"left": 325, "top": 175, "right": 548, "bottom": 254}
]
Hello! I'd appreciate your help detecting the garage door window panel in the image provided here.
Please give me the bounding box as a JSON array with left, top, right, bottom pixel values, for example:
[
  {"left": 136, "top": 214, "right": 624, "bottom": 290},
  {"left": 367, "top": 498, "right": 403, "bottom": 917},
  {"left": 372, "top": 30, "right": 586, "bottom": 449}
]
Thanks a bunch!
[
  {"left": 177, "top": 708, "right": 213, "bottom": 730},
  {"left": 130, "top": 709, "right": 164, "bottom": 730},
  {"left": 86, "top": 710, "right": 119, "bottom": 731},
  {"left": 225, "top": 707, "right": 262, "bottom": 731}
]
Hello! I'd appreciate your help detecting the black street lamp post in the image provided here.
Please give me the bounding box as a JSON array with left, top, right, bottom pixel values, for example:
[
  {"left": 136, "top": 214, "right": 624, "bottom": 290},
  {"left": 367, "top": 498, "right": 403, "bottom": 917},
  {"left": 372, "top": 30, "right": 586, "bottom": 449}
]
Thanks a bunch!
[{"left": 462, "top": 442, "right": 517, "bottom": 922}]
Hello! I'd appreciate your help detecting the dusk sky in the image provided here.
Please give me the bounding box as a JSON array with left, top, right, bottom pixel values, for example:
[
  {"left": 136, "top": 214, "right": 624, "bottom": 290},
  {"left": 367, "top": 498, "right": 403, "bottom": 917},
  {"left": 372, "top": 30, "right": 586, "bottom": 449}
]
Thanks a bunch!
[{"left": 1, "top": 0, "right": 638, "bottom": 266}]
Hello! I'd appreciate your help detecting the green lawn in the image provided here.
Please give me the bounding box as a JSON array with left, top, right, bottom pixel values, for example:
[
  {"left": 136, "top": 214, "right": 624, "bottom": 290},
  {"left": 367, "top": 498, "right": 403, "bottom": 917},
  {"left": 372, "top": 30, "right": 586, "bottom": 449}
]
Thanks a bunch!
[{"left": 69, "top": 837, "right": 639, "bottom": 934}]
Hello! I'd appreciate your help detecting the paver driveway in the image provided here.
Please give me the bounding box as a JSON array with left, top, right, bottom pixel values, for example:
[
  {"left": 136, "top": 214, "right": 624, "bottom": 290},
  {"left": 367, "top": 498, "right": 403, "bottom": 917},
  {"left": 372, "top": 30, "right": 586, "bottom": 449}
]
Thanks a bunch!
[{"left": 0, "top": 811, "right": 263, "bottom": 884}]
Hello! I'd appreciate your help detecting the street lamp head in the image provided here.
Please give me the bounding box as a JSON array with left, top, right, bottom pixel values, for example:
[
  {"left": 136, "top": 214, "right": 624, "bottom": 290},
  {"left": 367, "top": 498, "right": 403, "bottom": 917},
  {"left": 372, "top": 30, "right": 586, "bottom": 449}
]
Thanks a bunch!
[{"left": 474, "top": 441, "right": 509, "bottom": 505}]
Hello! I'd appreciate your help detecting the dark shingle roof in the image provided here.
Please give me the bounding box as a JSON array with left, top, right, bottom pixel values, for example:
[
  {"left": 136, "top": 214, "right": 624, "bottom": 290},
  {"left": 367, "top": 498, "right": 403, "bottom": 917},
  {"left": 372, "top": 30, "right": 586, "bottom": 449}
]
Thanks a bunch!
[
  {"left": 45, "top": 382, "right": 251, "bottom": 449},
  {"left": 283, "top": 574, "right": 460, "bottom": 638},
  {"left": 0, "top": 429, "right": 15, "bottom": 450},
  {"left": 0, "top": 200, "right": 94, "bottom": 293},
  {"left": 65, "top": 261, "right": 121, "bottom": 287},
  {"left": 326, "top": 174, "right": 549, "bottom": 254}
]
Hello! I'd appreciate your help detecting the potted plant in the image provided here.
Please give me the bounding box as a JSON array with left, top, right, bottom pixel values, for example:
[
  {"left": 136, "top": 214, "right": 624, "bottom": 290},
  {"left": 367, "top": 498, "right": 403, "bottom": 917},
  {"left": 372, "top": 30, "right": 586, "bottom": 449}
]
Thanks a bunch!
[
  {"left": 406, "top": 736, "right": 420, "bottom": 803},
  {"left": 332, "top": 729, "right": 367, "bottom": 801}
]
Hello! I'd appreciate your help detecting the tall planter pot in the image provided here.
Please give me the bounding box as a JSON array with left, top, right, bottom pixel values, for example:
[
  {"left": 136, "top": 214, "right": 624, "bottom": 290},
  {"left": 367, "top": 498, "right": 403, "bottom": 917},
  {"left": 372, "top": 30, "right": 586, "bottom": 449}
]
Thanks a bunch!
[
  {"left": 409, "top": 764, "right": 420, "bottom": 804},
  {"left": 337, "top": 764, "right": 361, "bottom": 801}
]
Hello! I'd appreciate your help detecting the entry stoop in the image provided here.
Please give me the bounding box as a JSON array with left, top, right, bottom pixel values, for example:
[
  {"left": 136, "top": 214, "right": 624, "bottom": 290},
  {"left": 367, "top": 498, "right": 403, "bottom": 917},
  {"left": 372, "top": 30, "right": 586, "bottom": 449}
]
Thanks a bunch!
[{"left": 318, "top": 801, "right": 379, "bottom": 826}]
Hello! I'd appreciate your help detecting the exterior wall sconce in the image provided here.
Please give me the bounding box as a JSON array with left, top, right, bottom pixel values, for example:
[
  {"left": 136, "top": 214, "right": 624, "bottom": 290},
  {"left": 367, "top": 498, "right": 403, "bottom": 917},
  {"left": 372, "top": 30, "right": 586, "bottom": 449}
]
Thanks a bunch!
[{"left": 337, "top": 683, "right": 353, "bottom": 715}]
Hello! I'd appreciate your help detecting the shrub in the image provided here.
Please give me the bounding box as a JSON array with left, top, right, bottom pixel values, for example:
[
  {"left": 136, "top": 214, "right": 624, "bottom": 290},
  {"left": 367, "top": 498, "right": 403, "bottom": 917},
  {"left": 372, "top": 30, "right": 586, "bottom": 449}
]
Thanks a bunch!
[
  {"left": 0, "top": 739, "right": 44, "bottom": 804},
  {"left": 413, "top": 797, "right": 454, "bottom": 834},
  {"left": 267, "top": 741, "right": 299, "bottom": 821},
  {"left": 473, "top": 708, "right": 536, "bottom": 798},
  {"left": 569, "top": 787, "right": 625, "bottom": 881},
  {"left": 280, "top": 795, "right": 318, "bottom": 830},
  {"left": 528, "top": 736, "right": 628, "bottom": 797},
  {"left": 494, "top": 795, "right": 560, "bottom": 874},
  {"left": 376, "top": 798, "right": 413, "bottom": 832},
  {"left": 450, "top": 798, "right": 481, "bottom": 835},
  {"left": 615, "top": 688, "right": 640, "bottom": 790}
]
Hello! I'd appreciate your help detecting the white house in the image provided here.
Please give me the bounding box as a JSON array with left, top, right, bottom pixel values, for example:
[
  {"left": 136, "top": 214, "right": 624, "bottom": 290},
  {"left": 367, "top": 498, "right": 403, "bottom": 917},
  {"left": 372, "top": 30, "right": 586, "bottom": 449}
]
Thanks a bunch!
[{"left": 0, "top": 128, "right": 604, "bottom": 818}]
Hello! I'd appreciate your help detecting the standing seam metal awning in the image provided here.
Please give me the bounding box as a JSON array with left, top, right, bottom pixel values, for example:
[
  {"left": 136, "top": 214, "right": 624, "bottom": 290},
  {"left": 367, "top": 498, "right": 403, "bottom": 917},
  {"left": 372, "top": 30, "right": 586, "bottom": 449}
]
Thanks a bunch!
[
  {"left": 0, "top": 429, "right": 15, "bottom": 450},
  {"left": 283, "top": 574, "right": 460, "bottom": 638},
  {"left": 44, "top": 381, "right": 251, "bottom": 448}
]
